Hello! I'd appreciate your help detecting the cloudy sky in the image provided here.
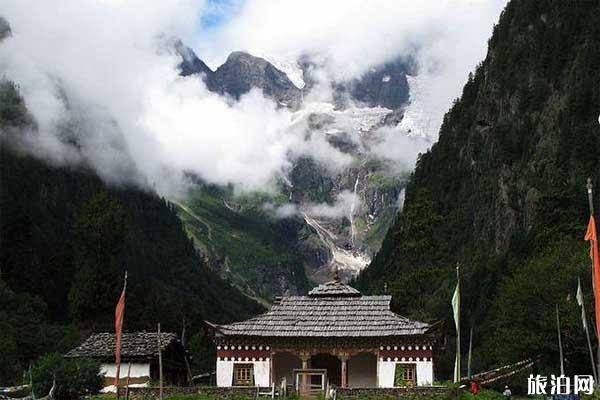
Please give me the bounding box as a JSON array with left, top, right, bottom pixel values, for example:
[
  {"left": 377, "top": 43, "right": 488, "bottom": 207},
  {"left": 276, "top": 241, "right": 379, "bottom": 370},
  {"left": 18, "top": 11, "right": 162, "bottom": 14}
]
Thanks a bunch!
[{"left": 0, "top": 0, "right": 507, "bottom": 195}]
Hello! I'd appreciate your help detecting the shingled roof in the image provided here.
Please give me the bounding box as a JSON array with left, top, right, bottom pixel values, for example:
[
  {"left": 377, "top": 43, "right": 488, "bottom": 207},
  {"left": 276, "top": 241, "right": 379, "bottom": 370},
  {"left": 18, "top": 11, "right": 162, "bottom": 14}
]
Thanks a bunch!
[
  {"left": 211, "top": 281, "right": 430, "bottom": 338},
  {"left": 65, "top": 332, "right": 180, "bottom": 359}
]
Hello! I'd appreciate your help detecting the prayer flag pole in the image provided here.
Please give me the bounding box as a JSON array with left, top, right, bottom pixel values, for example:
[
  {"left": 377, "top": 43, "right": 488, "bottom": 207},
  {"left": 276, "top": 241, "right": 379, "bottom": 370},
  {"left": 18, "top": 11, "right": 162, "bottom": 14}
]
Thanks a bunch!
[
  {"left": 555, "top": 304, "right": 564, "bottom": 376},
  {"left": 577, "top": 277, "right": 598, "bottom": 380},
  {"left": 114, "top": 271, "right": 127, "bottom": 399},
  {"left": 585, "top": 178, "right": 600, "bottom": 377}
]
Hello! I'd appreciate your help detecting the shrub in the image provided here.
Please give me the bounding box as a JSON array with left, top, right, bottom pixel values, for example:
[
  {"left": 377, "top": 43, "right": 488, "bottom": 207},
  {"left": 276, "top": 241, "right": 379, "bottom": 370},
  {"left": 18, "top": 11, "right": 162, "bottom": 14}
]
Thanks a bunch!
[{"left": 31, "top": 353, "right": 103, "bottom": 400}]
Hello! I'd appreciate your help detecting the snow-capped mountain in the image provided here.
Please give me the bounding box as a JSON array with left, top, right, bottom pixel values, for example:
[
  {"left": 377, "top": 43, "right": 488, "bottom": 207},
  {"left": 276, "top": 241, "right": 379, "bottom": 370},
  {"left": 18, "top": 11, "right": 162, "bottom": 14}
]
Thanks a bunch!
[{"left": 173, "top": 43, "right": 428, "bottom": 298}]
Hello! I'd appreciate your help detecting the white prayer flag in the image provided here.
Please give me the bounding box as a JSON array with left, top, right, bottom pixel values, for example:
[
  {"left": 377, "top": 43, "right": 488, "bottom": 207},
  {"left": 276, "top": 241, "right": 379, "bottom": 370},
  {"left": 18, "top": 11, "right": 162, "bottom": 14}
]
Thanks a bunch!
[
  {"left": 452, "top": 281, "right": 460, "bottom": 382},
  {"left": 577, "top": 277, "right": 588, "bottom": 331}
]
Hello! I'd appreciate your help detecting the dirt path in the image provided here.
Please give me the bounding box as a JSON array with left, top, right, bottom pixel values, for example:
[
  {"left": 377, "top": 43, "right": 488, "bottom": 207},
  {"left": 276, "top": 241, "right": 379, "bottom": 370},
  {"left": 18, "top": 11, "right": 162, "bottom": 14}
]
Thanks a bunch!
[{"left": 170, "top": 199, "right": 213, "bottom": 241}]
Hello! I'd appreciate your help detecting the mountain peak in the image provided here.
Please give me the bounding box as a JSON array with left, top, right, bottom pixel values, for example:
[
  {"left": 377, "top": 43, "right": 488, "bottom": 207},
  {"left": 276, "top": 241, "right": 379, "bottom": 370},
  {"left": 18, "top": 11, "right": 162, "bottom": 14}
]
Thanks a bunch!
[
  {"left": 173, "top": 40, "right": 213, "bottom": 77},
  {"left": 174, "top": 44, "right": 301, "bottom": 107},
  {"left": 225, "top": 51, "right": 266, "bottom": 63},
  {"left": 209, "top": 50, "right": 302, "bottom": 107}
]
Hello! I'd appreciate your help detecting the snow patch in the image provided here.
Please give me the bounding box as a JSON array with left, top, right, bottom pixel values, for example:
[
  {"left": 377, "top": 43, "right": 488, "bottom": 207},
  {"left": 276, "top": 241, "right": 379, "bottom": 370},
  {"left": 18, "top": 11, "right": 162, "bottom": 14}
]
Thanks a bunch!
[
  {"left": 397, "top": 75, "right": 435, "bottom": 139},
  {"left": 294, "top": 102, "right": 392, "bottom": 140},
  {"left": 256, "top": 53, "right": 305, "bottom": 89}
]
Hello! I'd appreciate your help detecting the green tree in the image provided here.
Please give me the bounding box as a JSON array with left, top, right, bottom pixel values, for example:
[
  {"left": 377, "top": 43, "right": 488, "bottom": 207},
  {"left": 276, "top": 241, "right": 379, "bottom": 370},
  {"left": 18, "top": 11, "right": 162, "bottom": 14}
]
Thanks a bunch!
[
  {"left": 189, "top": 332, "right": 216, "bottom": 374},
  {"left": 68, "top": 191, "right": 128, "bottom": 328},
  {"left": 31, "top": 353, "right": 102, "bottom": 400},
  {"left": 0, "top": 280, "right": 80, "bottom": 384},
  {"left": 485, "top": 238, "right": 589, "bottom": 373}
]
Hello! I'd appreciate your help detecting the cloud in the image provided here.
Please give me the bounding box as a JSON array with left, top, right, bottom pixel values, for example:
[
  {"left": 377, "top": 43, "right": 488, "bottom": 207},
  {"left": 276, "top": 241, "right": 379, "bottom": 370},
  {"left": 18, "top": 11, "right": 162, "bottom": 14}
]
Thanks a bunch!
[
  {"left": 142, "top": 84, "right": 297, "bottom": 190},
  {"left": 307, "top": 190, "right": 360, "bottom": 219},
  {"left": 0, "top": 0, "right": 507, "bottom": 197},
  {"left": 264, "top": 190, "right": 360, "bottom": 219},
  {"left": 0, "top": 0, "right": 314, "bottom": 194},
  {"left": 197, "top": 0, "right": 508, "bottom": 137},
  {"left": 370, "top": 125, "right": 432, "bottom": 172},
  {"left": 0, "top": 0, "right": 207, "bottom": 191}
]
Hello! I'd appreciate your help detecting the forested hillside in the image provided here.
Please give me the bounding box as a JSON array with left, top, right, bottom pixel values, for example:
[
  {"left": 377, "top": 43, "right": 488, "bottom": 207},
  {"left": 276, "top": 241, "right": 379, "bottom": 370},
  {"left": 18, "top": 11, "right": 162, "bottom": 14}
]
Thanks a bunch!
[
  {"left": 0, "top": 80, "right": 263, "bottom": 383},
  {"left": 356, "top": 0, "right": 600, "bottom": 378}
]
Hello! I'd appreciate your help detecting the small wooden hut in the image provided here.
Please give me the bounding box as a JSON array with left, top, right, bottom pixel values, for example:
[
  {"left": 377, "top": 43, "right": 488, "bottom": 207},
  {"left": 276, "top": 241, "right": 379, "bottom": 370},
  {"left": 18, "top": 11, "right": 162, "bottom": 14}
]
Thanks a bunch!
[{"left": 65, "top": 332, "right": 188, "bottom": 392}]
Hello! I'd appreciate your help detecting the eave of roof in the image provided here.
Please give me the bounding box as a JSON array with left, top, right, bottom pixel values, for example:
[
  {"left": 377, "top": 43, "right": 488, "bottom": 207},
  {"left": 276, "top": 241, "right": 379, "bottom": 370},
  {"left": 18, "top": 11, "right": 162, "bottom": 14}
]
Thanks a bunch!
[{"left": 210, "top": 294, "right": 431, "bottom": 338}]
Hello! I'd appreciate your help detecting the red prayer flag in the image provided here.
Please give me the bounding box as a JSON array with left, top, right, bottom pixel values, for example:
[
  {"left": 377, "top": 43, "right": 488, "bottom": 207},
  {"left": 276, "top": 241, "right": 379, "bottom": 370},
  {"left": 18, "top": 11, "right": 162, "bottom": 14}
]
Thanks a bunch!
[
  {"left": 585, "top": 216, "right": 600, "bottom": 338},
  {"left": 114, "top": 278, "right": 126, "bottom": 387}
]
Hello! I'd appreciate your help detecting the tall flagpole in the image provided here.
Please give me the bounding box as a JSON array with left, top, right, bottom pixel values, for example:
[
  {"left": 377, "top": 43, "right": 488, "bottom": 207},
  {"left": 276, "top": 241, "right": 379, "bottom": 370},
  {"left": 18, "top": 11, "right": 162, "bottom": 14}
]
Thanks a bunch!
[
  {"left": 555, "top": 304, "right": 564, "bottom": 376},
  {"left": 586, "top": 178, "right": 600, "bottom": 377},
  {"left": 467, "top": 325, "right": 473, "bottom": 379},
  {"left": 115, "top": 271, "right": 127, "bottom": 400},
  {"left": 158, "top": 323, "right": 163, "bottom": 400},
  {"left": 578, "top": 277, "right": 598, "bottom": 380},
  {"left": 124, "top": 363, "right": 132, "bottom": 400},
  {"left": 457, "top": 262, "right": 461, "bottom": 383}
]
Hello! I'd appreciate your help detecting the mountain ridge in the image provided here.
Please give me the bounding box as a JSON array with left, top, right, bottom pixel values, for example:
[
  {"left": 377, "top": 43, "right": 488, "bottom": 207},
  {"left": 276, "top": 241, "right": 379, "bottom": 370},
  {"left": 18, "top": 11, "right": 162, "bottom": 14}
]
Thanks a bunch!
[
  {"left": 175, "top": 43, "right": 415, "bottom": 111},
  {"left": 356, "top": 0, "right": 600, "bottom": 377}
]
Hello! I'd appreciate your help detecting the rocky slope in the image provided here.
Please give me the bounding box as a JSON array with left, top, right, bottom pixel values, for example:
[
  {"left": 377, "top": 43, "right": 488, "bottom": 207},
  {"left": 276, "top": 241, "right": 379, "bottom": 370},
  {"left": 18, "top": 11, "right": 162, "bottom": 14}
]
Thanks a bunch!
[
  {"left": 208, "top": 51, "right": 302, "bottom": 108},
  {"left": 174, "top": 45, "right": 418, "bottom": 298},
  {"left": 332, "top": 57, "right": 414, "bottom": 110},
  {"left": 356, "top": 0, "right": 600, "bottom": 377}
]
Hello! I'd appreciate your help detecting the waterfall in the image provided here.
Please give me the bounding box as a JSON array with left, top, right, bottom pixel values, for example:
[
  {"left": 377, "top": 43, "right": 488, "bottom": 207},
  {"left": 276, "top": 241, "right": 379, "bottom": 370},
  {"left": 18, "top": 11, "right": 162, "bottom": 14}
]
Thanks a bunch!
[
  {"left": 303, "top": 213, "right": 370, "bottom": 281},
  {"left": 349, "top": 175, "right": 360, "bottom": 247}
]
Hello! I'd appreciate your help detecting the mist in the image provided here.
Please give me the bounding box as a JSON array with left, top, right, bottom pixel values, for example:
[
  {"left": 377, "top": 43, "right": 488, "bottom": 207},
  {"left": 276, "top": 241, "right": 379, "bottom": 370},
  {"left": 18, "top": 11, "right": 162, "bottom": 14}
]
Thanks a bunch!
[
  {"left": 265, "top": 190, "right": 361, "bottom": 220},
  {"left": 0, "top": 0, "right": 507, "bottom": 197}
]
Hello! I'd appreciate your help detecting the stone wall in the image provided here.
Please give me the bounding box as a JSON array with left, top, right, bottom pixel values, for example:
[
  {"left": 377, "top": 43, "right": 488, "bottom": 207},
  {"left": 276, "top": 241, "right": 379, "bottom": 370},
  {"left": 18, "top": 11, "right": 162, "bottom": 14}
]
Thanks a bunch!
[
  {"left": 336, "top": 386, "right": 452, "bottom": 400},
  {"left": 118, "top": 386, "right": 258, "bottom": 399},
  {"left": 119, "top": 385, "right": 452, "bottom": 399}
]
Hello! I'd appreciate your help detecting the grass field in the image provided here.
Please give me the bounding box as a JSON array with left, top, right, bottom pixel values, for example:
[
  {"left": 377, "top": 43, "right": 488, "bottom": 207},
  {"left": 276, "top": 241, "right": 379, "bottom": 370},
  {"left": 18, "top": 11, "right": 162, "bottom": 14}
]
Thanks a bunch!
[{"left": 173, "top": 185, "right": 309, "bottom": 301}]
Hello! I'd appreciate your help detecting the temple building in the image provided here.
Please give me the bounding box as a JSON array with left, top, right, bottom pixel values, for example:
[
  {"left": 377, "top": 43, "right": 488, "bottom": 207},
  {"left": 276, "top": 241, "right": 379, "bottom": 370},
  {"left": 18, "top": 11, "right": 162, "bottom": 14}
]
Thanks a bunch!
[{"left": 205, "top": 277, "right": 437, "bottom": 390}]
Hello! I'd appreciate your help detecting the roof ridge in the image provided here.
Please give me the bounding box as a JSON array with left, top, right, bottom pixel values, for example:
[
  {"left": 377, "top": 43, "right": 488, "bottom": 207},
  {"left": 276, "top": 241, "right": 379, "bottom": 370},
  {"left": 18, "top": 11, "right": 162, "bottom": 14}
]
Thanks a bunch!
[
  {"left": 65, "top": 331, "right": 180, "bottom": 358},
  {"left": 307, "top": 280, "right": 362, "bottom": 297}
]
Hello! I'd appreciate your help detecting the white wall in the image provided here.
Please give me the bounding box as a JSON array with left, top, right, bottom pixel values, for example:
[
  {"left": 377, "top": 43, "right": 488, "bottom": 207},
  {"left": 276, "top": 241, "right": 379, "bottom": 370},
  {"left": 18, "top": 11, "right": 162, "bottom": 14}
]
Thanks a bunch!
[
  {"left": 99, "top": 363, "right": 151, "bottom": 393},
  {"left": 100, "top": 363, "right": 150, "bottom": 379},
  {"left": 216, "top": 358, "right": 271, "bottom": 387},
  {"left": 377, "top": 360, "right": 433, "bottom": 387},
  {"left": 217, "top": 360, "right": 234, "bottom": 387},
  {"left": 378, "top": 360, "right": 396, "bottom": 388},
  {"left": 415, "top": 361, "right": 434, "bottom": 385},
  {"left": 253, "top": 360, "right": 270, "bottom": 387}
]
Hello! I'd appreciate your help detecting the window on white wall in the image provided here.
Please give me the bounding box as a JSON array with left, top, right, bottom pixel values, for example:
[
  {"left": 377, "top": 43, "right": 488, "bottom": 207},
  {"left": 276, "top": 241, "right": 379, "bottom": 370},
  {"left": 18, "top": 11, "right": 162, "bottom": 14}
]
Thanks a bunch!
[
  {"left": 393, "top": 364, "right": 416, "bottom": 387},
  {"left": 233, "top": 363, "right": 254, "bottom": 386}
]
